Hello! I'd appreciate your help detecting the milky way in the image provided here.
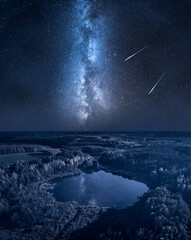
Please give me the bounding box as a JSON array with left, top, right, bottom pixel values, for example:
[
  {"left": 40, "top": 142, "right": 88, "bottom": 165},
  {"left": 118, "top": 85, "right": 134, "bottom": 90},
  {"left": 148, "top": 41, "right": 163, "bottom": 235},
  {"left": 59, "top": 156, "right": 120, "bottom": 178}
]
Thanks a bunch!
[
  {"left": 70, "top": 0, "right": 111, "bottom": 124},
  {"left": 1, "top": 0, "right": 191, "bottom": 131}
]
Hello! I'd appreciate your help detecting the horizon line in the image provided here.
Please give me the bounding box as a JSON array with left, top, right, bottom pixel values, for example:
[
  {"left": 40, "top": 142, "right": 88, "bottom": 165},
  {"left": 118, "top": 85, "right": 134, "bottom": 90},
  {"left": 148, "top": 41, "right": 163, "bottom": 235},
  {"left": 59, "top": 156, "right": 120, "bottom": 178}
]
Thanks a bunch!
[{"left": 0, "top": 130, "right": 191, "bottom": 133}]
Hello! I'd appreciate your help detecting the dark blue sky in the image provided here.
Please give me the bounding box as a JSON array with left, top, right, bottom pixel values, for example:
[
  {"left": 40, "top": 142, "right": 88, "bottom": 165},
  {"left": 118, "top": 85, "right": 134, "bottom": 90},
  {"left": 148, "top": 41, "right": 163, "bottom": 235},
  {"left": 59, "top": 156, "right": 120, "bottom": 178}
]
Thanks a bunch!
[{"left": 0, "top": 0, "right": 191, "bottom": 131}]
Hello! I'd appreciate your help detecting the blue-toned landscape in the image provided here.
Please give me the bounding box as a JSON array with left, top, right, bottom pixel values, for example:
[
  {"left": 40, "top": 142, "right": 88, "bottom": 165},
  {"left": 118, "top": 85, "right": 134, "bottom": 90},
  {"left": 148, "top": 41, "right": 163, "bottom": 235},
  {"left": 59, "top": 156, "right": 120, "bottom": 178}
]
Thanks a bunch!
[
  {"left": 0, "top": 132, "right": 191, "bottom": 239},
  {"left": 1, "top": 0, "right": 191, "bottom": 239}
]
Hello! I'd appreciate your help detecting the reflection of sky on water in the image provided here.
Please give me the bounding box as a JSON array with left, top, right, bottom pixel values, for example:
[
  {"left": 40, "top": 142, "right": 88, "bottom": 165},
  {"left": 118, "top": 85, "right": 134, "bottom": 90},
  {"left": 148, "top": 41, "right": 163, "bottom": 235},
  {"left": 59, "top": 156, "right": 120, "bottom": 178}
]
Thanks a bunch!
[
  {"left": 88, "top": 198, "right": 97, "bottom": 206},
  {"left": 52, "top": 171, "right": 148, "bottom": 209},
  {"left": 79, "top": 175, "right": 86, "bottom": 195}
]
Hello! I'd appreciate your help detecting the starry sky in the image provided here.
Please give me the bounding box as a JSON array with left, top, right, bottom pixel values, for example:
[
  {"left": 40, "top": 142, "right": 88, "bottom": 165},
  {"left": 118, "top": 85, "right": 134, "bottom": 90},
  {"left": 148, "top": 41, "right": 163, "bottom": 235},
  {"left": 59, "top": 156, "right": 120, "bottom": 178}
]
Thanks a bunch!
[{"left": 0, "top": 0, "right": 191, "bottom": 131}]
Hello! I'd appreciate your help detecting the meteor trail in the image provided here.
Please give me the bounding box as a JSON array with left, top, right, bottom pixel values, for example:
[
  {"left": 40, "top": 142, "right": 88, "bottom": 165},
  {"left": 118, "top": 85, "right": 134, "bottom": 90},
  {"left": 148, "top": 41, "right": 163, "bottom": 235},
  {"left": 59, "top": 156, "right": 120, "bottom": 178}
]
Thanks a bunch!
[
  {"left": 124, "top": 46, "right": 148, "bottom": 61},
  {"left": 148, "top": 72, "right": 166, "bottom": 95}
]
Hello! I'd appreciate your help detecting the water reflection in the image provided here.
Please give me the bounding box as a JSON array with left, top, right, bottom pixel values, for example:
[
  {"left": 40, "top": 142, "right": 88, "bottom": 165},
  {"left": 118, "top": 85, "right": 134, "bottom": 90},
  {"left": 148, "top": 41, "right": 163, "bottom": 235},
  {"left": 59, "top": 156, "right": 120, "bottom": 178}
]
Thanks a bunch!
[{"left": 51, "top": 170, "right": 148, "bottom": 209}]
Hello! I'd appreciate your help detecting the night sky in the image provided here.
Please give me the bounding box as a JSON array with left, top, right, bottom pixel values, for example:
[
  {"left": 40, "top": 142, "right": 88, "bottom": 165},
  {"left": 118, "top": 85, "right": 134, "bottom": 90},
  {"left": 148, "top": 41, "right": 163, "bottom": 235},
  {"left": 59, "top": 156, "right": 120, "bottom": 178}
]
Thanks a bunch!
[{"left": 0, "top": 0, "right": 191, "bottom": 131}]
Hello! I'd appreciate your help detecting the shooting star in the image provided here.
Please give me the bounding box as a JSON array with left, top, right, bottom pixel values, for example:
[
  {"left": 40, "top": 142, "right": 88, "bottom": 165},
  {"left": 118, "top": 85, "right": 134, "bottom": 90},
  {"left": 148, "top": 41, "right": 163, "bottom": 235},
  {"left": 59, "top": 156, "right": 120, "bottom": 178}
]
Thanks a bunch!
[
  {"left": 124, "top": 46, "right": 148, "bottom": 61},
  {"left": 148, "top": 72, "right": 166, "bottom": 95}
]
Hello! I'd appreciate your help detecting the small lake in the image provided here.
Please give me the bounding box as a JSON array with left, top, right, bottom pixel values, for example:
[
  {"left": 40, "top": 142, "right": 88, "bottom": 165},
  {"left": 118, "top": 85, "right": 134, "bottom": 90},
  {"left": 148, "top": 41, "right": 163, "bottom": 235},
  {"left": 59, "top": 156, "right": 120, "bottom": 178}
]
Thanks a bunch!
[
  {"left": 0, "top": 153, "right": 37, "bottom": 167},
  {"left": 51, "top": 170, "right": 148, "bottom": 209}
]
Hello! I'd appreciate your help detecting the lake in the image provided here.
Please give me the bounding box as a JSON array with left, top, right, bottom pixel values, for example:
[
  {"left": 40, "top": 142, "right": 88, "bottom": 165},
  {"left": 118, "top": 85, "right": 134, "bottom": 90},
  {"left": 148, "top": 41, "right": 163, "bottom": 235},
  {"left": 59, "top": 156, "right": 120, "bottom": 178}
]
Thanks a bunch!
[{"left": 51, "top": 170, "right": 148, "bottom": 209}]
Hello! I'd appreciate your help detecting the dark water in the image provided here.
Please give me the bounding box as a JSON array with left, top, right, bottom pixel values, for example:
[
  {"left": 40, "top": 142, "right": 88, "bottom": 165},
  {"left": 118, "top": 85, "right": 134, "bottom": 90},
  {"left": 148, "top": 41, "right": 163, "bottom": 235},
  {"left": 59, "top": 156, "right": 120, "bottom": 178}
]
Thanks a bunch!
[
  {"left": 0, "top": 153, "right": 36, "bottom": 167},
  {"left": 51, "top": 171, "right": 148, "bottom": 209}
]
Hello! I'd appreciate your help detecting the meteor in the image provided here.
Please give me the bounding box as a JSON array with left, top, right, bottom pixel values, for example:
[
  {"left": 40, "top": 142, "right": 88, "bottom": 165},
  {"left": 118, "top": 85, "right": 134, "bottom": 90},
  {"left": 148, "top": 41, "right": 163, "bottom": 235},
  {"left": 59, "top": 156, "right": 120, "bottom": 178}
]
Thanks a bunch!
[
  {"left": 124, "top": 46, "right": 148, "bottom": 61},
  {"left": 148, "top": 72, "right": 166, "bottom": 95}
]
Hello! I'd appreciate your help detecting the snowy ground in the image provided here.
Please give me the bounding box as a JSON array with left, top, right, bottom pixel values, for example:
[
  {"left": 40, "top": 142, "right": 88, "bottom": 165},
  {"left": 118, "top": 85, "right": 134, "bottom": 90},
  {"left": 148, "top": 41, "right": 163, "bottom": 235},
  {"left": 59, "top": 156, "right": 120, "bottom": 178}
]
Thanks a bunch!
[{"left": 0, "top": 132, "right": 191, "bottom": 239}]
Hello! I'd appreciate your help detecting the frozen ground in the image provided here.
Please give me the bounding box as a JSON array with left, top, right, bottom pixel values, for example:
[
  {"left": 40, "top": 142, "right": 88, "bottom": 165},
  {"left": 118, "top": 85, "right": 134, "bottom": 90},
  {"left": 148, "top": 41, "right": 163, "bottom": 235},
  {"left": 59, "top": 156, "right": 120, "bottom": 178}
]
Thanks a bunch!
[{"left": 0, "top": 132, "right": 191, "bottom": 239}]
